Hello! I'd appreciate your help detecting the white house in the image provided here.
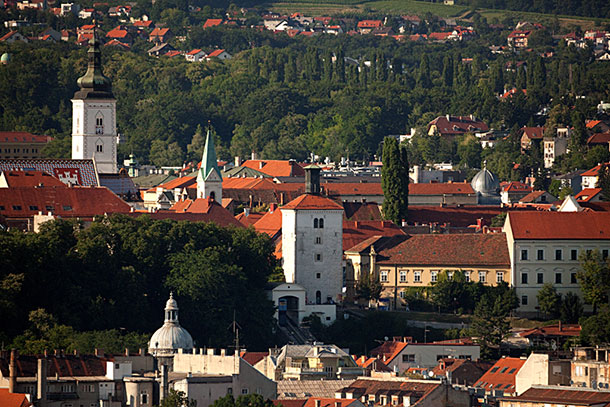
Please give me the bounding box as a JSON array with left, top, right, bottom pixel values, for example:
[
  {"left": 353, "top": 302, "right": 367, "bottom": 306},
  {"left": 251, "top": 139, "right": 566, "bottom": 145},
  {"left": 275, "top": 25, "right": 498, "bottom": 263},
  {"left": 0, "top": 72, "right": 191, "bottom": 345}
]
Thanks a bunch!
[
  {"left": 503, "top": 211, "right": 610, "bottom": 315},
  {"left": 185, "top": 49, "right": 205, "bottom": 62}
]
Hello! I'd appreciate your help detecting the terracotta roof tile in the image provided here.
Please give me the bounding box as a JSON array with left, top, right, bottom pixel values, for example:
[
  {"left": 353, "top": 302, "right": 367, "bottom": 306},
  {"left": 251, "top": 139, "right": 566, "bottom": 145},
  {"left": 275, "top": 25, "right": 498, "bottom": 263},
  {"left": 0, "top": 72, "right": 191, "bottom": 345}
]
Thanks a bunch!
[
  {"left": 303, "top": 398, "right": 358, "bottom": 407},
  {"left": 240, "top": 351, "right": 268, "bottom": 366},
  {"left": 0, "top": 131, "right": 51, "bottom": 143},
  {"left": 204, "top": 18, "right": 223, "bottom": 28},
  {"left": 168, "top": 198, "right": 243, "bottom": 228},
  {"left": 343, "top": 220, "right": 406, "bottom": 252},
  {"left": 408, "top": 182, "right": 474, "bottom": 195},
  {"left": 241, "top": 160, "right": 305, "bottom": 177},
  {"left": 507, "top": 211, "right": 610, "bottom": 240},
  {"left": 587, "top": 132, "right": 610, "bottom": 145},
  {"left": 474, "top": 357, "right": 526, "bottom": 392},
  {"left": 501, "top": 387, "right": 610, "bottom": 404},
  {"left": 0, "top": 389, "right": 31, "bottom": 407},
  {"left": 369, "top": 341, "right": 408, "bottom": 364},
  {"left": 521, "top": 126, "right": 544, "bottom": 139},
  {"left": 428, "top": 116, "right": 489, "bottom": 136},
  {"left": 575, "top": 188, "right": 602, "bottom": 202},
  {"left": 253, "top": 208, "right": 283, "bottom": 238},
  {"left": 235, "top": 211, "right": 264, "bottom": 226},
  {"left": 281, "top": 194, "right": 343, "bottom": 211},
  {"left": 376, "top": 233, "right": 509, "bottom": 267},
  {"left": 0, "top": 354, "right": 106, "bottom": 378},
  {"left": 1, "top": 170, "right": 65, "bottom": 187},
  {"left": 519, "top": 323, "right": 581, "bottom": 338},
  {"left": 407, "top": 205, "right": 505, "bottom": 227}
]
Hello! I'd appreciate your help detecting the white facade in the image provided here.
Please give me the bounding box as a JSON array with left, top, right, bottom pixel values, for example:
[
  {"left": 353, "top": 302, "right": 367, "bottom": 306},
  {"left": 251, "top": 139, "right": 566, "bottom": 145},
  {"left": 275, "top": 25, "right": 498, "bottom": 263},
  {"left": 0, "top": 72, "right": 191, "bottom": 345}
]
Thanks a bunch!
[
  {"left": 281, "top": 207, "right": 344, "bottom": 305},
  {"left": 72, "top": 98, "right": 118, "bottom": 174},
  {"left": 385, "top": 344, "right": 480, "bottom": 372}
]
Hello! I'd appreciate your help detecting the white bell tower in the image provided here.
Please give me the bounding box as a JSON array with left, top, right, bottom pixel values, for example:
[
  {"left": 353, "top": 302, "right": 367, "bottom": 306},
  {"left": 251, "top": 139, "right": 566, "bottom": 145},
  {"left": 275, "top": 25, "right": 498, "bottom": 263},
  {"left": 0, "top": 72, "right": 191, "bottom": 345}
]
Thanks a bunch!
[{"left": 72, "top": 30, "right": 117, "bottom": 174}]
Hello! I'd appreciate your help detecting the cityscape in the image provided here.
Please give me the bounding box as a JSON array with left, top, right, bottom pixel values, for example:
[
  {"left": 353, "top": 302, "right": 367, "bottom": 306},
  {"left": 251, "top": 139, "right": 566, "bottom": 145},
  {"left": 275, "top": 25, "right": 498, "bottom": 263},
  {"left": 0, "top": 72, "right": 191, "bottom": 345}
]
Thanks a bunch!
[{"left": 1, "top": 0, "right": 610, "bottom": 406}]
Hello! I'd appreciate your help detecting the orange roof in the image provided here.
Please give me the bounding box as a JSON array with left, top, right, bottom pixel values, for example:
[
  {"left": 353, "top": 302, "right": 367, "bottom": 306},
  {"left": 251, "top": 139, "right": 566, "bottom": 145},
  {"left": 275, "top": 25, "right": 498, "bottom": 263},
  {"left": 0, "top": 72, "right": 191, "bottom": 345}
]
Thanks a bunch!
[
  {"left": 575, "top": 188, "right": 602, "bottom": 202},
  {"left": 501, "top": 181, "right": 532, "bottom": 193},
  {"left": 281, "top": 194, "right": 343, "bottom": 211},
  {"left": 507, "top": 211, "right": 610, "bottom": 240},
  {"left": 0, "top": 389, "right": 31, "bottom": 407},
  {"left": 357, "top": 20, "right": 383, "bottom": 28},
  {"left": 582, "top": 163, "right": 607, "bottom": 176},
  {"left": 0, "top": 131, "right": 51, "bottom": 143},
  {"left": 521, "top": 126, "right": 544, "bottom": 139},
  {"left": 167, "top": 198, "right": 244, "bottom": 227},
  {"left": 253, "top": 207, "right": 283, "bottom": 238},
  {"left": 1, "top": 170, "right": 65, "bottom": 187},
  {"left": 241, "top": 160, "right": 305, "bottom": 177},
  {"left": 519, "top": 323, "right": 581, "bottom": 338},
  {"left": 586, "top": 120, "right": 602, "bottom": 129},
  {"left": 187, "top": 48, "right": 203, "bottom": 55},
  {"left": 409, "top": 182, "right": 474, "bottom": 195},
  {"left": 148, "top": 175, "right": 196, "bottom": 192},
  {"left": 322, "top": 182, "right": 382, "bottom": 196},
  {"left": 235, "top": 211, "right": 264, "bottom": 226},
  {"left": 369, "top": 341, "right": 408, "bottom": 364},
  {"left": 207, "top": 49, "right": 226, "bottom": 58},
  {"left": 240, "top": 351, "right": 267, "bottom": 366},
  {"left": 429, "top": 31, "right": 452, "bottom": 40},
  {"left": 343, "top": 220, "right": 406, "bottom": 252},
  {"left": 304, "top": 399, "right": 358, "bottom": 407},
  {"left": 133, "top": 20, "right": 153, "bottom": 27},
  {"left": 164, "top": 50, "right": 181, "bottom": 58},
  {"left": 474, "top": 357, "right": 526, "bottom": 393},
  {"left": 204, "top": 18, "right": 223, "bottom": 28},
  {"left": 150, "top": 27, "right": 170, "bottom": 36},
  {"left": 502, "top": 387, "right": 610, "bottom": 404},
  {"left": 587, "top": 132, "right": 610, "bottom": 145}
]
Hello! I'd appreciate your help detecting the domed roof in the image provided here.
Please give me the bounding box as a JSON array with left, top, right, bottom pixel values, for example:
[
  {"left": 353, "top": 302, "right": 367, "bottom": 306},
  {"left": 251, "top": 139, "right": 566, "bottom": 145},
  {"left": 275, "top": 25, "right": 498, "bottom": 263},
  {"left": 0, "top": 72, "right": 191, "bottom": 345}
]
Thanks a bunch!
[
  {"left": 1, "top": 53, "right": 10, "bottom": 64},
  {"left": 148, "top": 292, "right": 193, "bottom": 356},
  {"left": 471, "top": 162, "right": 500, "bottom": 196}
]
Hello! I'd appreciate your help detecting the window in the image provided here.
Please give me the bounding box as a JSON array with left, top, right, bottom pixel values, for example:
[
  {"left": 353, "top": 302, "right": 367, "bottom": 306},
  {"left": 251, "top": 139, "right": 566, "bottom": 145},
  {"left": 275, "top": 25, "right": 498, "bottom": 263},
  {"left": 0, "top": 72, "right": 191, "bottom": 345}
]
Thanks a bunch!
[
  {"left": 436, "top": 355, "right": 449, "bottom": 361},
  {"left": 29, "top": 205, "right": 38, "bottom": 211},
  {"left": 45, "top": 205, "right": 53, "bottom": 211},
  {"left": 478, "top": 271, "right": 486, "bottom": 283},
  {"left": 464, "top": 271, "right": 470, "bottom": 282},
  {"left": 571, "top": 273, "right": 577, "bottom": 284},
  {"left": 83, "top": 384, "right": 95, "bottom": 392},
  {"left": 380, "top": 271, "right": 388, "bottom": 283},
  {"left": 555, "top": 249, "right": 562, "bottom": 260},
  {"left": 431, "top": 271, "right": 438, "bottom": 282},
  {"left": 571, "top": 249, "right": 578, "bottom": 260},
  {"left": 555, "top": 273, "right": 562, "bottom": 284},
  {"left": 399, "top": 271, "right": 406, "bottom": 283},
  {"left": 115, "top": 363, "right": 120, "bottom": 369},
  {"left": 96, "top": 144, "right": 103, "bottom": 153},
  {"left": 521, "top": 273, "right": 528, "bottom": 284},
  {"left": 313, "top": 218, "right": 318, "bottom": 228},
  {"left": 60, "top": 384, "right": 74, "bottom": 393},
  {"left": 315, "top": 236, "right": 322, "bottom": 245},
  {"left": 521, "top": 295, "right": 528, "bottom": 305},
  {"left": 227, "top": 388, "right": 233, "bottom": 395},
  {"left": 537, "top": 273, "right": 543, "bottom": 284},
  {"left": 402, "top": 354, "right": 415, "bottom": 362},
  {"left": 0, "top": 205, "right": 4, "bottom": 210},
  {"left": 496, "top": 272, "right": 504, "bottom": 283},
  {"left": 96, "top": 116, "right": 104, "bottom": 134},
  {"left": 521, "top": 249, "right": 528, "bottom": 260},
  {"left": 603, "top": 250, "right": 609, "bottom": 260},
  {"left": 315, "top": 253, "right": 322, "bottom": 262},
  {"left": 140, "top": 392, "right": 149, "bottom": 404},
  {"left": 316, "top": 273, "right": 321, "bottom": 279},
  {"left": 241, "top": 388, "right": 249, "bottom": 395},
  {"left": 319, "top": 218, "right": 324, "bottom": 228},
  {"left": 12, "top": 205, "right": 22, "bottom": 210},
  {"left": 63, "top": 205, "right": 72, "bottom": 211},
  {"left": 414, "top": 271, "right": 421, "bottom": 283},
  {"left": 537, "top": 249, "right": 544, "bottom": 260}
]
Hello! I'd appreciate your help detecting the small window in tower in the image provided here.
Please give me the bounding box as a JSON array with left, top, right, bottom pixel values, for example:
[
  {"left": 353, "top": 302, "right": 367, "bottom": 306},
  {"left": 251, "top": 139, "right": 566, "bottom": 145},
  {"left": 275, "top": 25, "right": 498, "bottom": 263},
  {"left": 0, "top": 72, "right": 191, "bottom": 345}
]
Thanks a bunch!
[
  {"left": 96, "top": 144, "right": 103, "bottom": 153},
  {"left": 313, "top": 218, "right": 319, "bottom": 228},
  {"left": 319, "top": 218, "right": 324, "bottom": 228},
  {"left": 96, "top": 116, "right": 104, "bottom": 134}
]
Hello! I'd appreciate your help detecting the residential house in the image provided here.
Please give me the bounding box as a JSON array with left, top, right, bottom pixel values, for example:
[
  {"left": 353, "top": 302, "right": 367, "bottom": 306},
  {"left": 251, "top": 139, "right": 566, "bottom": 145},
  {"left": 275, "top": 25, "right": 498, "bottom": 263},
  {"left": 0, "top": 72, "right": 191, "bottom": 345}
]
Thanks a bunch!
[
  {"left": 474, "top": 356, "right": 527, "bottom": 397},
  {"left": 203, "top": 18, "right": 223, "bottom": 28},
  {"left": 520, "top": 126, "right": 544, "bottom": 150},
  {"left": 501, "top": 181, "right": 533, "bottom": 204},
  {"left": 356, "top": 20, "right": 383, "bottom": 35},
  {"left": 133, "top": 20, "right": 155, "bottom": 30},
  {"left": 262, "top": 344, "right": 364, "bottom": 381},
  {"left": 369, "top": 338, "right": 480, "bottom": 372},
  {"left": 586, "top": 120, "right": 610, "bottom": 134},
  {"left": 518, "top": 190, "right": 556, "bottom": 204},
  {"left": 149, "top": 27, "right": 171, "bottom": 43},
  {"left": 518, "top": 323, "right": 580, "bottom": 349},
  {"left": 334, "top": 377, "right": 470, "bottom": 407},
  {"left": 581, "top": 163, "right": 608, "bottom": 189},
  {"left": 38, "top": 27, "right": 61, "bottom": 41},
  {"left": 428, "top": 32, "right": 452, "bottom": 42},
  {"left": 78, "top": 8, "right": 95, "bottom": 18},
  {"left": 0, "top": 388, "right": 30, "bottom": 407},
  {"left": 430, "top": 358, "right": 492, "bottom": 386},
  {"left": 586, "top": 132, "right": 610, "bottom": 150},
  {"left": 0, "top": 132, "right": 52, "bottom": 159},
  {"left": 503, "top": 211, "right": 610, "bottom": 315},
  {"left": 241, "top": 159, "right": 305, "bottom": 177},
  {"left": 575, "top": 188, "right": 602, "bottom": 203},
  {"left": 0, "top": 31, "right": 28, "bottom": 43},
  {"left": 185, "top": 49, "right": 206, "bottom": 62},
  {"left": 514, "top": 353, "right": 572, "bottom": 395},
  {"left": 106, "top": 25, "right": 133, "bottom": 44},
  {"left": 572, "top": 347, "right": 610, "bottom": 389},
  {"left": 206, "top": 49, "right": 232, "bottom": 60},
  {"left": 508, "top": 30, "right": 532, "bottom": 48},
  {"left": 427, "top": 115, "right": 489, "bottom": 137},
  {"left": 353, "top": 356, "right": 392, "bottom": 377},
  {"left": 499, "top": 387, "right": 610, "bottom": 407},
  {"left": 104, "top": 39, "right": 130, "bottom": 50},
  {"left": 554, "top": 170, "right": 585, "bottom": 194},
  {"left": 147, "top": 42, "right": 176, "bottom": 56}
]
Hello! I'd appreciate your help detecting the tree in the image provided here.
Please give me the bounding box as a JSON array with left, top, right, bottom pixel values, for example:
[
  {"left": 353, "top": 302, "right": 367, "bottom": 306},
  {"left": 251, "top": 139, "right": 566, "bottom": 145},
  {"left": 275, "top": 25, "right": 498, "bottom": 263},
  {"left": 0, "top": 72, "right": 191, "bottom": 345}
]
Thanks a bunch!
[
  {"left": 580, "top": 306, "right": 610, "bottom": 346},
  {"left": 161, "top": 389, "right": 197, "bottom": 407},
  {"left": 536, "top": 283, "right": 561, "bottom": 319},
  {"left": 596, "top": 164, "right": 610, "bottom": 201},
  {"left": 577, "top": 249, "right": 610, "bottom": 312},
  {"left": 470, "top": 287, "right": 517, "bottom": 359},
  {"left": 560, "top": 292, "right": 583, "bottom": 324},
  {"left": 356, "top": 275, "right": 382, "bottom": 307},
  {"left": 381, "top": 137, "right": 409, "bottom": 224}
]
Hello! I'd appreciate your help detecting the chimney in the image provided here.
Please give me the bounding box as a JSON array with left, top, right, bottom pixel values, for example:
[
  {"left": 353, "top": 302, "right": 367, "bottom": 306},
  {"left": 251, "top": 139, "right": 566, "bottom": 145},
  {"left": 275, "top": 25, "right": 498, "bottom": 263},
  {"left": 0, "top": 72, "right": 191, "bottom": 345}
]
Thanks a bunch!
[
  {"left": 94, "top": 348, "right": 103, "bottom": 357},
  {"left": 315, "top": 400, "right": 321, "bottom": 407},
  {"left": 269, "top": 203, "right": 277, "bottom": 213},
  {"left": 243, "top": 207, "right": 250, "bottom": 217},
  {"left": 139, "top": 348, "right": 146, "bottom": 356},
  {"left": 259, "top": 161, "right": 265, "bottom": 169},
  {"left": 558, "top": 320, "right": 562, "bottom": 332},
  {"left": 37, "top": 358, "right": 47, "bottom": 405},
  {"left": 235, "top": 156, "right": 242, "bottom": 167},
  {"left": 9, "top": 349, "right": 17, "bottom": 393},
  {"left": 125, "top": 348, "right": 130, "bottom": 356},
  {"left": 305, "top": 165, "right": 321, "bottom": 195}
]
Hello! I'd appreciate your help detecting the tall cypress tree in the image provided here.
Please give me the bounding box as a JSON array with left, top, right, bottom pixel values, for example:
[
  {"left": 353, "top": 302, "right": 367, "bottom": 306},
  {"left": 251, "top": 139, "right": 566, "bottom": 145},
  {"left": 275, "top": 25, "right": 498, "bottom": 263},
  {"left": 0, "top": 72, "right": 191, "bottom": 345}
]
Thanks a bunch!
[
  {"left": 596, "top": 164, "right": 610, "bottom": 201},
  {"left": 381, "top": 137, "right": 409, "bottom": 224}
]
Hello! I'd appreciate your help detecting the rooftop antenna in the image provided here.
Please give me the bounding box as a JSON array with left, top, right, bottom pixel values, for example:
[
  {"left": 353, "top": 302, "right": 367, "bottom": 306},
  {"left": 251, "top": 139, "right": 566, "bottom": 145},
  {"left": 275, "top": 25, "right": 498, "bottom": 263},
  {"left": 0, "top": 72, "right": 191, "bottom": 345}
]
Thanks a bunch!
[{"left": 228, "top": 311, "right": 242, "bottom": 372}]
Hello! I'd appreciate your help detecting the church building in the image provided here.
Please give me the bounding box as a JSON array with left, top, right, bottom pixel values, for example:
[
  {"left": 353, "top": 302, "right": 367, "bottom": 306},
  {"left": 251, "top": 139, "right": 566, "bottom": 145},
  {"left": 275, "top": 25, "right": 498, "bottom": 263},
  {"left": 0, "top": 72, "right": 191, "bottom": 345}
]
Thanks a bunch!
[
  {"left": 71, "top": 30, "right": 118, "bottom": 174},
  {"left": 196, "top": 129, "right": 222, "bottom": 201}
]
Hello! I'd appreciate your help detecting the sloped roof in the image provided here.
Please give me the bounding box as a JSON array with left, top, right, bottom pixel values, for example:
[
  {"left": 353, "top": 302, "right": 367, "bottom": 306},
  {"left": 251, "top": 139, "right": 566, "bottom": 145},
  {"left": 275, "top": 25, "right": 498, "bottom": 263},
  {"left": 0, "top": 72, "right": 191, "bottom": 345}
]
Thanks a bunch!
[
  {"left": 429, "top": 32, "right": 452, "bottom": 40},
  {"left": 0, "top": 388, "right": 31, "bottom": 407},
  {"left": 240, "top": 351, "right": 267, "bottom": 366},
  {"left": 168, "top": 198, "right": 242, "bottom": 228},
  {"left": 501, "top": 181, "right": 532, "bottom": 193},
  {"left": 0, "top": 186, "right": 130, "bottom": 218},
  {"left": 0, "top": 170, "right": 65, "bottom": 187},
  {"left": 369, "top": 341, "right": 408, "bottom": 364},
  {"left": 253, "top": 208, "right": 283, "bottom": 238},
  {"left": 474, "top": 357, "right": 526, "bottom": 393},
  {"left": 282, "top": 194, "right": 343, "bottom": 211},
  {"left": 207, "top": 49, "right": 228, "bottom": 58},
  {"left": 235, "top": 211, "right": 264, "bottom": 227},
  {"left": 204, "top": 18, "right": 223, "bottom": 28},
  {"left": 0, "top": 353, "right": 107, "bottom": 377},
  {"left": 278, "top": 380, "right": 355, "bottom": 400},
  {"left": 342, "top": 202, "right": 382, "bottom": 221},
  {"left": 582, "top": 163, "right": 607, "bottom": 177},
  {"left": 150, "top": 27, "right": 170, "bottom": 36},
  {"left": 521, "top": 126, "right": 544, "bottom": 139},
  {"left": 519, "top": 324, "right": 581, "bottom": 338},
  {"left": 187, "top": 48, "right": 203, "bottom": 55},
  {"left": 586, "top": 120, "right": 602, "bottom": 129},
  {"left": 339, "top": 378, "right": 440, "bottom": 401},
  {"left": 241, "top": 160, "right": 305, "bottom": 177},
  {"left": 587, "top": 132, "right": 610, "bottom": 145},
  {"left": 501, "top": 386, "right": 610, "bottom": 405},
  {"left": 0, "top": 159, "right": 98, "bottom": 186},
  {"left": 519, "top": 191, "right": 550, "bottom": 203},
  {"left": 407, "top": 205, "right": 504, "bottom": 227},
  {"left": 410, "top": 182, "right": 474, "bottom": 195},
  {"left": 428, "top": 116, "right": 489, "bottom": 135},
  {"left": 376, "top": 233, "right": 510, "bottom": 267},
  {"left": 575, "top": 188, "right": 602, "bottom": 202},
  {"left": 357, "top": 20, "right": 383, "bottom": 28},
  {"left": 343, "top": 220, "right": 406, "bottom": 252},
  {"left": 303, "top": 398, "right": 358, "bottom": 407},
  {"left": 507, "top": 212, "right": 610, "bottom": 240},
  {"left": 0, "top": 131, "right": 51, "bottom": 143}
]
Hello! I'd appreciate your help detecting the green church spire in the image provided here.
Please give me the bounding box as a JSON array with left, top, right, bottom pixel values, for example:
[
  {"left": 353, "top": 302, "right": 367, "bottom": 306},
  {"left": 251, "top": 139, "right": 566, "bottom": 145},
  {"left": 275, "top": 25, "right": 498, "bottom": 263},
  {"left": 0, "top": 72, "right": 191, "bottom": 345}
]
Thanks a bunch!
[{"left": 200, "top": 127, "right": 221, "bottom": 181}]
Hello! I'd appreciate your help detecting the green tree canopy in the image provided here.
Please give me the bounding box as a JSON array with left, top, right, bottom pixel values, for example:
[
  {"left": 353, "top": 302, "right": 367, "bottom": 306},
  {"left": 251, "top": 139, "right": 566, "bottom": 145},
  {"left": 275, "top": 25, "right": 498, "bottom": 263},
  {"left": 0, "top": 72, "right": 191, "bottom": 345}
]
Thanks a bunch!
[{"left": 381, "top": 137, "right": 409, "bottom": 224}]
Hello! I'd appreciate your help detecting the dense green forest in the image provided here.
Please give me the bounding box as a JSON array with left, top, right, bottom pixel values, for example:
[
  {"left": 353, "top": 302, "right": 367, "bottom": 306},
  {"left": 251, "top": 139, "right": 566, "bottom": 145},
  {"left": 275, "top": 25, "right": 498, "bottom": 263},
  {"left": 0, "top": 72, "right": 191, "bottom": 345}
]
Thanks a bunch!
[
  {"left": 0, "top": 216, "right": 279, "bottom": 352},
  {"left": 457, "top": 0, "right": 610, "bottom": 20}
]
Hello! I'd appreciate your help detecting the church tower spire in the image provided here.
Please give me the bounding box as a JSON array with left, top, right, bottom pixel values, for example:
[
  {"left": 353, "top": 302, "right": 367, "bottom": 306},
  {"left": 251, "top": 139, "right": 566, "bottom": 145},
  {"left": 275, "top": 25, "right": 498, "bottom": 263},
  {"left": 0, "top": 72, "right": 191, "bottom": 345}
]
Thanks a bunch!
[
  {"left": 71, "top": 24, "right": 118, "bottom": 174},
  {"left": 196, "top": 126, "right": 222, "bottom": 201}
]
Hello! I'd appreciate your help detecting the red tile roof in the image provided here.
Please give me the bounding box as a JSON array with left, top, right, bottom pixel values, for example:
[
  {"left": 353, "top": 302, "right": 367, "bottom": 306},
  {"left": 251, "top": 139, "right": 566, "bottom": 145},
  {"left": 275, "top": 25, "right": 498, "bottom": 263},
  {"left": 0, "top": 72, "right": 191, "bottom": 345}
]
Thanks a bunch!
[
  {"left": 575, "top": 188, "right": 602, "bottom": 202},
  {"left": 282, "top": 194, "right": 343, "bottom": 211},
  {"left": 206, "top": 49, "right": 227, "bottom": 58},
  {"left": 474, "top": 357, "right": 526, "bottom": 393},
  {"left": 343, "top": 220, "right": 406, "bottom": 252},
  {"left": 322, "top": 182, "right": 382, "bottom": 196},
  {"left": 0, "top": 186, "right": 130, "bottom": 218},
  {"left": 0, "top": 353, "right": 107, "bottom": 377},
  {"left": 357, "top": 20, "right": 383, "bottom": 28},
  {"left": 253, "top": 207, "right": 283, "bottom": 238},
  {"left": 428, "top": 116, "right": 489, "bottom": 136},
  {"left": 369, "top": 341, "right": 408, "bottom": 364},
  {"left": 303, "top": 398, "right": 358, "bottom": 407},
  {"left": 501, "top": 181, "right": 532, "bottom": 193},
  {"left": 150, "top": 27, "right": 170, "bottom": 36},
  {"left": 148, "top": 175, "right": 196, "bottom": 192},
  {"left": 339, "top": 378, "right": 440, "bottom": 402},
  {"left": 377, "top": 233, "right": 510, "bottom": 267},
  {"left": 343, "top": 202, "right": 382, "bottom": 221},
  {"left": 508, "top": 29, "right": 531, "bottom": 38},
  {"left": 582, "top": 163, "right": 607, "bottom": 177},
  {"left": 241, "top": 160, "right": 305, "bottom": 177},
  {"left": 501, "top": 387, "right": 610, "bottom": 405},
  {"left": 507, "top": 212, "right": 610, "bottom": 240},
  {"left": 0, "top": 389, "right": 31, "bottom": 407},
  {"left": 0, "top": 131, "right": 51, "bottom": 143},
  {"left": 519, "top": 323, "right": 581, "bottom": 339},
  {"left": 235, "top": 211, "right": 264, "bottom": 226},
  {"left": 133, "top": 20, "right": 153, "bottom": 27},
  {"left": 586, "top": 120, "right": 602, "bottom": 129},
  {"left": 273, "top": 400, "right": 306, "bottom": 407},
  {"left": 409, "top": 182, "right": 474, "bottom": 195},
  {"left": 587, "top": 132, "right": 610, "bottom": 145},
  {"left": 240, "top": 351, "right": 267, "bottom": 366},
  {"left": 1, "top": 170, "right": 65, "bottom": 187},
  {"left": 519, "top": 190, "right": 548, "bottom": 203},
  {"left": 168, "top": 198, "right": 243, "bottom": 228},
  {"left": 429, "top": 31, "right": 452, "bottom": 40},
  {"left": 521, "top": 126, "right": 544, "bottom": 139},
  {"left": 187, "top": 48, "right": 203, "bottom": 55},
  {"left": 407, "top": 205, "right": 505, "bottom": 227},
  {"left": 106, "top": 27, "right": 129, "bottom": 38},
  {"left": 204, "top": 18, "right": 223, "bottom": 28}
]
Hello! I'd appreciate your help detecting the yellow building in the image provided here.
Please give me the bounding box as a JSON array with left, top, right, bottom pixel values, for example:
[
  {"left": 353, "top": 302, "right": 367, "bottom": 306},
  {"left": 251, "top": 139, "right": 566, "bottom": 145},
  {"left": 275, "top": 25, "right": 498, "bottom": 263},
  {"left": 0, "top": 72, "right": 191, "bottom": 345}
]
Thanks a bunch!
[
  {"left": 0, "top": 131, "right": 52, "bottom": 159},
  {"left": 345, "top": 233, "right": 511, "bottom": 309}
]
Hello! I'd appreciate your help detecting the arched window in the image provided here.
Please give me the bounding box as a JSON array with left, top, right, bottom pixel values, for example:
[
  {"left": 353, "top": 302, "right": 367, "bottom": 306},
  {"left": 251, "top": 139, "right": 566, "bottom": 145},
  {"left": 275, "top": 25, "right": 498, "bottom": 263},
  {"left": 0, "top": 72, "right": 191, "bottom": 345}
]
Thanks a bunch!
[
  {"left": 313, "top": 218, "right": 319, "bottom": 228},
  {"left": 315, "top": 291, "right": 321, "bottom": 305},
  {"left": 319, "top": 218, "right": 324, "bottom": 228},
  {"left": 95, "top": 112, "right": 104, "bottom": 135}
]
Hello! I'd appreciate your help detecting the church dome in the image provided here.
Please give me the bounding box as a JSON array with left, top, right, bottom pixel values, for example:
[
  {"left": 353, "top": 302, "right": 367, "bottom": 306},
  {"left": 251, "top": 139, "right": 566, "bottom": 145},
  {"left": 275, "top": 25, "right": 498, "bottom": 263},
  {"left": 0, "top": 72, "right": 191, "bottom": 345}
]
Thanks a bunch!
[
  {"left": 148, "top": 292, "right": 194, "bottom": 356},
  {"left": 1, "top": 53, "right": 10, "bottom": 64},
  {"left": 471, "top": 163, "right": 500, "bottom": 196}
]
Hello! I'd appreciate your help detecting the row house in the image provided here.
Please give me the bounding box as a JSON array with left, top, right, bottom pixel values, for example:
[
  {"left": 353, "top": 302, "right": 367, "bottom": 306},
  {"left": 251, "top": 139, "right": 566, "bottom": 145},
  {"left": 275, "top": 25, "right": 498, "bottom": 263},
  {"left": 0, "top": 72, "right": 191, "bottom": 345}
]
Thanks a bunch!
[
  {"left": 503, "top": 211, "right": 610, "bottom": 316},
  {"left": 0, "top": 131, "right": 52, "bottom": 159}
]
